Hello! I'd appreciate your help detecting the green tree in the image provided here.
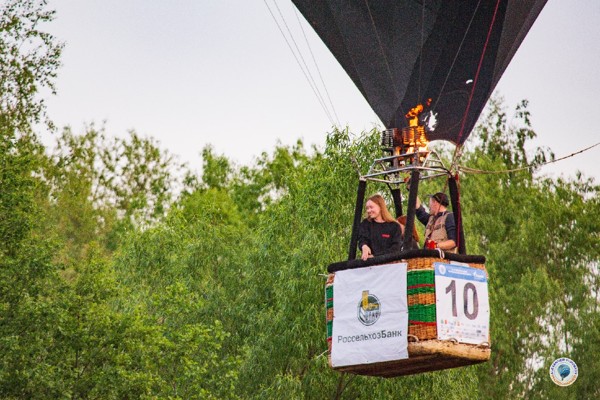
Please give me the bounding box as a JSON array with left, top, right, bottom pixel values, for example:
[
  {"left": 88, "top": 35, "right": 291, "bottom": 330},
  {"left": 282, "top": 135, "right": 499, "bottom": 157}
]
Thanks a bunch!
[
  {"left": 0, "top": 1, "right": 64, "bottom": 393},
  {"left": 43, "top": 124, "right": 187, "bottom": 267},
  {"left": 0, "top": 0, "right": 62, "bottom": 132},
  {"left": 198, "top": 140, "right": 310, "bottom": 225},
  {"left": 112, "top": 187, "right": 252, "bottom": 398},
  {"left": 460, "top": 98, "right": 600, "bottom": 398},
  {"left": 50, "top": 125, "right": 182, "bottom": 226},
  {"left": 3, "top": 6, "right": 599, "bottom": 395},
  {"left": 232, "top": 128, "right": 480, "bottom": 399}
]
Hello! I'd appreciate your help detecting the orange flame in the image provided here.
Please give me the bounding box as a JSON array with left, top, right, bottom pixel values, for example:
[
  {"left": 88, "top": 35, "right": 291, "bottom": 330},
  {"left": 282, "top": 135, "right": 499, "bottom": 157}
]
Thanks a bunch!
[
  {"left": 402, "top": 99, "right": 431, "bottom": 152},
  {"left": 405, "top": 98, "right": 432, "bottom": 127}
]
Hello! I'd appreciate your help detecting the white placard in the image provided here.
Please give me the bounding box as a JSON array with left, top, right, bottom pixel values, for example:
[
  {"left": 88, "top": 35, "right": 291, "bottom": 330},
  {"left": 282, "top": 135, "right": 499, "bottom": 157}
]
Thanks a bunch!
[
  {"left": 331, "top": 263, "right": 408, "bottom": 367},
  {"left": 434, "top": 262, "right": 490, "bottom": 344}
]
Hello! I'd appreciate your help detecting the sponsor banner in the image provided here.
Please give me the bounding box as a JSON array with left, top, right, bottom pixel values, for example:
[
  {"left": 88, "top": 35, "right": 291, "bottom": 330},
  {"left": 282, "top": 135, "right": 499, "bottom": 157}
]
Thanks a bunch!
[
  {"left": 331, "top": 263, "right": 408, "bottom": 367},
  {"left": 435, "top": 262, "right": 490, "bottom": 344}
]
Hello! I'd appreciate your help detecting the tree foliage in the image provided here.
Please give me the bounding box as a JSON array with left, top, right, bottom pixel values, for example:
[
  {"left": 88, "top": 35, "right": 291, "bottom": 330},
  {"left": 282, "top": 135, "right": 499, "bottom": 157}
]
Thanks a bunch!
[
  {"left": 461, "top": 98, "right": 600, "bottom": 399},
  {"left": 1, "top": 1, "right": 599, "bottom": 397},
  {"left": 0, "top": 0, "right": 62, "bottom": 132}
]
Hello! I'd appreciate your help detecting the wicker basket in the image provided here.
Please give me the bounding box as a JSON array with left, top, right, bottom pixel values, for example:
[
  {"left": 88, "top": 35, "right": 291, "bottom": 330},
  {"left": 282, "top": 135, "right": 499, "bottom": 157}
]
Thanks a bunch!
[
  {"left": 407, "top": 260, "right": 437, "bottom": 340},
  {"left": 334, "top": 339, "right": 491, "bottom": 377},
  {"left": 325, "top": 274, "right": 335, "bottom": 352},
  {"left": 326, "top": 256, "right": 491, "bottom": 377}
]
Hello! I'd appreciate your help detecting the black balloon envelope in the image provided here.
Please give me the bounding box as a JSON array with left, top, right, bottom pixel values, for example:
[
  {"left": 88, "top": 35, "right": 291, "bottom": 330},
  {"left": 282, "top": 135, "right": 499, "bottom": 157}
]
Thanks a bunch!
[{"left": 292, "top": 0, "right": 547, "bottom": 145}]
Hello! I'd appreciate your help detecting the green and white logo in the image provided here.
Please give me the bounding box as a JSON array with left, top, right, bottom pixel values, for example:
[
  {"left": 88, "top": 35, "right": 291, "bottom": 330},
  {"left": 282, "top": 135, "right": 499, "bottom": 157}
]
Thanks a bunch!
[{"left": 357, "top": 290, "right": 381, "bottom": 326}]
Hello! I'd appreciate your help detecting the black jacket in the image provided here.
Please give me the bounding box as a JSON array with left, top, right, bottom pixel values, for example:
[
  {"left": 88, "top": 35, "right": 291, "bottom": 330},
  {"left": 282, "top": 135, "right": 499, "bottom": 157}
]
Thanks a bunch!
[{"left": 358, "top": 219, "right": 402, "bottom": 256}]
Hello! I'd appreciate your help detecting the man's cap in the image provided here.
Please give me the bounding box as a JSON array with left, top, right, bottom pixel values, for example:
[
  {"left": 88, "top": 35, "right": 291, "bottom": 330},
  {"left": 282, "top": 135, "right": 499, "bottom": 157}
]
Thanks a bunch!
[{"left": 428, "top": 192, "right": 449, "bottom": 206}]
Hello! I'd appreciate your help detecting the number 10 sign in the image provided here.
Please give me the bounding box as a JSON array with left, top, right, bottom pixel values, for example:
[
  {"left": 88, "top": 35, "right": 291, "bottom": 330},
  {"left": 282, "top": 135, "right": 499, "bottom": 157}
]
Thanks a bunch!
[{"left": 434, "top": 262, "right": 490, "bottom": 345}]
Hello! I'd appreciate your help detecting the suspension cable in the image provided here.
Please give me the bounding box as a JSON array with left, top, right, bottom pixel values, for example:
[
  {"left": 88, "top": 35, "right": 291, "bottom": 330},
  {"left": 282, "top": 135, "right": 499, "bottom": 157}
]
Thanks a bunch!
[
  {"left": 263, "top": 0, "right": 336, "bottom": 125},
  {"left": 293, "top": 7, "right": 341, "bottom": 127},
  {"left": 272, "top": 0, "right": 333, "bottom": 122},
  {"left": 454, "top": 0, "right": 502, "bottom": 149},
  {"left": 458, "top": 142, "right": 600, "bottom": 175},
  {"left": 364, "top": 0, "right": 401, "bottom": 114},
  {"left": 431, "top": 0, "right": 483, "bottom": 114},
  {"left": 418, "top": 1, "right": 425, "bottom": 103}
]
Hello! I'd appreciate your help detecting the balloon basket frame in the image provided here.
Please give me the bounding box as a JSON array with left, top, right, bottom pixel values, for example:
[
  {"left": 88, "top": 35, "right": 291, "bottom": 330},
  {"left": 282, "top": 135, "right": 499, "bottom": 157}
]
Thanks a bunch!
[
  {"left": 326, "top": 251, "right": 491, "bottom": 378},
  {"left": 331, "top": 339, "right": 490, "bottom": 378},
  {"left": 364, "top": 147, "right": 450, "bottom": 185}
]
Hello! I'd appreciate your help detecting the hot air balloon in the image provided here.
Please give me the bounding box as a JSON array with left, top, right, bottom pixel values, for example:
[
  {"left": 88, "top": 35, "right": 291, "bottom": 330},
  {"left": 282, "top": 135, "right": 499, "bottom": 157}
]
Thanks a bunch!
[{"left": 294, "top": 0, "right": 548, "bottom": 377}]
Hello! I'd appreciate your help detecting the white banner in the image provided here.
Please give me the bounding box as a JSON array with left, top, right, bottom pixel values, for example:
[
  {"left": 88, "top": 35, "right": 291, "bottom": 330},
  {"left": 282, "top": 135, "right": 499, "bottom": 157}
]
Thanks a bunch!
[
  {"left": 434, "top": 262, "right": 490, "bottom": 344},
  {"left": 331, "top": 263, "right": 408, "bottom": 367}
]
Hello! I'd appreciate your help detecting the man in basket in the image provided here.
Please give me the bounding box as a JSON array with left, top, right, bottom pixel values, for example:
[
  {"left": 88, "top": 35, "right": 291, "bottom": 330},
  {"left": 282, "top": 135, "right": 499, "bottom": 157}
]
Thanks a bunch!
[{"left": 416, "top": 192, "right": 457, "bottom": 253}]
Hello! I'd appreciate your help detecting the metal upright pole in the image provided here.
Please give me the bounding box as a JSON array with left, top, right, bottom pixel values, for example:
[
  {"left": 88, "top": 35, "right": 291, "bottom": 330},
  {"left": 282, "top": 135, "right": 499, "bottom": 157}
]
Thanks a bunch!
[
  {"left": 390, "top": 188, "right": 403, "bottom": 218},
  {"left": 403, "top": 170, "right": 420, "bottom": 250},
  {"left": 348, "top": 179, "right": 367, "bottom": 260},
  {"left": 448, "top": 174, "right": 466, "bottom": 254}
]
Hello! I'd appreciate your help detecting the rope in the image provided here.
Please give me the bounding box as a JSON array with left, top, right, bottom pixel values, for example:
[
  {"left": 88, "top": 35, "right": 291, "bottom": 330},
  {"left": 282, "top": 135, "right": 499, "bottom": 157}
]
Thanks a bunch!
[
  {"left": 316, "top": 349, "right": 328, "bottom": 358},
  {"left": 350, "top": 155, "right": 362, "bottom": 178},
  {"left": 364, "top": 0, "right": 401, "bottom": 112},
  {"left": 435, "top": 248, "right": 445, "bottom": 259},
  {"left": 450, "top": 0, "right": 499, "bottom": 169},
  {"left": 293, "top": 7, "right": 341, "bottom": 127},
  {"left": 458, "top": 142, "right": 600, "bottom": 175},
  {"left": 453, "top": 173, "right": 462, "bottom": 253},
  {"left": 431, "top": 0, "right": 482, "bottom": 113},
  {"left": 418, "top": 1, "right": 425, "bottom": 103},
  {"left": 407, "top": 334, "right": 420, "bottom": 342},
  {"left": 455, "top": 0, "right": 502, "bottom": 146},
  {"left": 272, "top": 0, "right": 334, "bottom": 123},
  {"left": 263, "top": 0, "right": 336, "bottom": 126}
]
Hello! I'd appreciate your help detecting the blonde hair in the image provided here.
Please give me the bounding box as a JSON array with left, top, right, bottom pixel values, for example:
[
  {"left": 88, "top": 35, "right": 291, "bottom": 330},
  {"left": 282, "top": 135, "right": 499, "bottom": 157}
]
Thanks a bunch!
[{"left": 366, "top": 194, "right": 398, "bottom": 223}]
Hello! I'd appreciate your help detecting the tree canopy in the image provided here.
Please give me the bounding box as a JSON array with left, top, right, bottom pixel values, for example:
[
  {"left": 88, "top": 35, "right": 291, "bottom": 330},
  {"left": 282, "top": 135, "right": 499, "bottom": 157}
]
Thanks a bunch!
[{"left": 1, "top": 1, "right": 599, "bottom": 398}]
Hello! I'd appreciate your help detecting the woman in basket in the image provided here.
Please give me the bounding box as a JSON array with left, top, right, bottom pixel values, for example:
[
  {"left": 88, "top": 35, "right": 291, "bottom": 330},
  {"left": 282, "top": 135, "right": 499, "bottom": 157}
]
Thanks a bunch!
[{"left": 357, "top": 194, "right": 402, "bottom": 261}]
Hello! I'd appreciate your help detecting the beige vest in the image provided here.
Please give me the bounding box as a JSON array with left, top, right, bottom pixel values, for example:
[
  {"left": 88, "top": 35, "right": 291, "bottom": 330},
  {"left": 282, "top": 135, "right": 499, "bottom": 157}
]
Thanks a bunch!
[{"left": 425, "top": 212, "right": 457, "bottom": 253}]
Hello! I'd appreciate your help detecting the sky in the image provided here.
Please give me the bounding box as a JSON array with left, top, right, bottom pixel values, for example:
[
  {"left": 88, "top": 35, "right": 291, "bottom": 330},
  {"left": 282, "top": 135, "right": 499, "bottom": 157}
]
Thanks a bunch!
[{"left": 42, "top": 0, "right": 600, "bottom": 182}]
